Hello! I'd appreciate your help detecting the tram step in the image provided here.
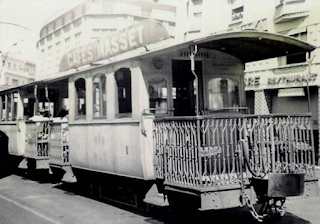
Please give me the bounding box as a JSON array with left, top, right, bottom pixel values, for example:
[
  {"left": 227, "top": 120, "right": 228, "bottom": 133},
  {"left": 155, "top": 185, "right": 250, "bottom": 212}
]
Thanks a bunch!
[{"left": 143, "top": 193, "right": 169, "bottom": 207}]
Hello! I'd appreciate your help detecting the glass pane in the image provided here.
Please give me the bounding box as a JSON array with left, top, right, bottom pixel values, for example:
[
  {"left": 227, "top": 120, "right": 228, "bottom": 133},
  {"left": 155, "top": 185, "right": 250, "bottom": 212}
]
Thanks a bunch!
[
  {"left": 75, "top": 78, "right": 86, "bottom": 117},
  {"left": 148, "top": 77, "right": 168, "bottom": 114},
  {"left": 115, "top": 69, "right": 131, "bottom": 114},
  {"left": 7, "top": 95, "right": 11, "bottom": 120},
  {"left": 93, "top": 75, "right": 106, "bottom": 118},
  {"left": 1, "top": 96, "right": 5, "bottom": 121},
  {"left": 12, "top": 93, "right": 18, "bottom": 121},
  {"left": 208, "top": 78, "right": 239, "bottom": 110}
]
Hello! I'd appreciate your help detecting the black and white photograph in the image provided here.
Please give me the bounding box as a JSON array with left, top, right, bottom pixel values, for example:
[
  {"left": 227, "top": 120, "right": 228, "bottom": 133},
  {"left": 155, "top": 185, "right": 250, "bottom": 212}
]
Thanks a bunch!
[{"left": 0, "top": 0, "right": 320, "bottom": 223}]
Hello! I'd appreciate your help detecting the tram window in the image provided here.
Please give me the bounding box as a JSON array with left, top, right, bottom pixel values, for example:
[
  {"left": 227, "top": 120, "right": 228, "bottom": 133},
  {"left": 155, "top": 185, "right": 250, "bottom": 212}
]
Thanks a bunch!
[
  {"left": 208, "top": 78, "right": 239, "bottom": 111},
  {"left": 75, "top": 78, "right": 86, "bottom": 118},
  {"left": 23, "top": 98, "right": 34, "bottom": 119},
  {"left": 11, "top": 93, "right": 18, "bottom": 121},
  {"left": 1, "top": 96, "right": 5, "bottom": 121},
  {"left": 93, "top": 74, "right": 107, "bottom": 118},
  {"left": 114, "top": 68, "right": 132, "bottom": 116},
  {"left": 7, "top": 95, "right": 12, "bottom": 121},
  {"left": 148, "top": 77, "right": 168, "bottom": 114}
]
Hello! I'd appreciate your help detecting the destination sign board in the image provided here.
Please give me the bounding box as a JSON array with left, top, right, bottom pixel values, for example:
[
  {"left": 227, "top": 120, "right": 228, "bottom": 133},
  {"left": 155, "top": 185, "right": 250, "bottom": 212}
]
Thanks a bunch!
[{"left": 59, "top": 19, "right": 170, "bottom": 71}]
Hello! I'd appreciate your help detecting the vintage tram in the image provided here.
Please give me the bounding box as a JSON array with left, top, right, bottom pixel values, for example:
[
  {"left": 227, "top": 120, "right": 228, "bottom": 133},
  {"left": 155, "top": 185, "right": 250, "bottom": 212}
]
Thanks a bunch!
[{"left": 0, "top": 19, "right": 318, "bottom": 222}]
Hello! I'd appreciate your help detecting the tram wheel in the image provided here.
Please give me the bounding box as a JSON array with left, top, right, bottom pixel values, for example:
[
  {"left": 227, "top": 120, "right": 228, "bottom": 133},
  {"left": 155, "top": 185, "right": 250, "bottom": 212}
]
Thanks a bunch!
[{"left": 256, "top": 197, "right": 286, "bottom": 221}]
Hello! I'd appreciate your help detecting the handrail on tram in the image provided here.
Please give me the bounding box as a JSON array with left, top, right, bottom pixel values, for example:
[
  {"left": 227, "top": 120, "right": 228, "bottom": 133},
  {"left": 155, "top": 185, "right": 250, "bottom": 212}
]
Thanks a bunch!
[
  {"left": 140, "top": 108, "right": 175, "bottom": 136},
  {"left": 206, "top": 107, "right": 250, "bottom": 114}
]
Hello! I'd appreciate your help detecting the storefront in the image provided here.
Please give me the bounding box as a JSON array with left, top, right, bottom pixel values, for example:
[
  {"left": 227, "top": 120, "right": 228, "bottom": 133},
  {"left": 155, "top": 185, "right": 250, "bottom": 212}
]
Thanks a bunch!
[{"left": 245, "top": 66, "right": 320, "bottom": 165}]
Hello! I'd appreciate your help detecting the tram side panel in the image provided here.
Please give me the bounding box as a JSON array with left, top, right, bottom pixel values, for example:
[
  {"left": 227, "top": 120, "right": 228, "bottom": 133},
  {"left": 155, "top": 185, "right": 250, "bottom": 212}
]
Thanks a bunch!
[
  {"left": 69, "top": 122, "right": 146, "bottom": 179},
  {"left": 0, "top": 123, "right": 25, "bottom": 156}
]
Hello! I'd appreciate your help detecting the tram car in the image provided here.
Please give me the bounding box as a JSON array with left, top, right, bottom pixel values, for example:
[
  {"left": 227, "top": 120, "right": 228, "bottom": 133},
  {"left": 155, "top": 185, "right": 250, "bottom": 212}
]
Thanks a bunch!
[{"left": 0, "top": 19, "right": 319, "bottom": 222}]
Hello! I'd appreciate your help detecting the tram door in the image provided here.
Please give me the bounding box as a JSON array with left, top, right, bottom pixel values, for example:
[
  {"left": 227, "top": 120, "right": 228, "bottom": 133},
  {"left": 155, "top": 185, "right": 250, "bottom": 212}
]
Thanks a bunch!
[{"left": 172, "top": 60, "right": 203, "bottom": 116}]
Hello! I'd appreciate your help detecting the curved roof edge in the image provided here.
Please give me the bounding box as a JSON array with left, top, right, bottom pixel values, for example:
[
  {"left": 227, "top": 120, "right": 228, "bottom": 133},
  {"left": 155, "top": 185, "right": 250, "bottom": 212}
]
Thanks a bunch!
[
  {"left": 2, "top": 30, "right": 316, "bottom": 93},
  {"left": 193, "top": 30, "right": 315, "bottom": 63}
]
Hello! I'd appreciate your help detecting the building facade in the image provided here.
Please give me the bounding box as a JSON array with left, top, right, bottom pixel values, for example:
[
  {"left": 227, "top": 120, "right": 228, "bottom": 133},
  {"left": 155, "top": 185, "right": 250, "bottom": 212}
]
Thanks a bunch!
[
  {"left": 0, "top": 54, "right": 36, "bottom": 89},
  {"left": 36, "top": 0, "right": 176, "bottom": 79},
  {"left": 182, "top": 0, "right": 320, "bottom": 164}
]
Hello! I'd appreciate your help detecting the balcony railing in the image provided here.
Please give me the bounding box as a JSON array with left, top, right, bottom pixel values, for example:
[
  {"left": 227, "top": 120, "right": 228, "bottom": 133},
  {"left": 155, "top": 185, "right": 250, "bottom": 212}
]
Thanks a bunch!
[{"left": 154, "top": 114, "right": 315, "bottom": 189}]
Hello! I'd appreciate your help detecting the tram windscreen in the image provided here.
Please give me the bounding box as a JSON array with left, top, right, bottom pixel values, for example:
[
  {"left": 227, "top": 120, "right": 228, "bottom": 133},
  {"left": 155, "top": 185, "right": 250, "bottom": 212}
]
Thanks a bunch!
[{"left": 208, "top": 78, "right": 239, "bottom": 111}]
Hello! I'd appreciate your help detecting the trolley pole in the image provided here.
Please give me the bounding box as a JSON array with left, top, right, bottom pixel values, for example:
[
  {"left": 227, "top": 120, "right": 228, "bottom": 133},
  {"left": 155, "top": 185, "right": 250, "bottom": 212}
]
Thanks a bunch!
[{"left": 190, "top": 45, "right": 199, "bottom": 116}]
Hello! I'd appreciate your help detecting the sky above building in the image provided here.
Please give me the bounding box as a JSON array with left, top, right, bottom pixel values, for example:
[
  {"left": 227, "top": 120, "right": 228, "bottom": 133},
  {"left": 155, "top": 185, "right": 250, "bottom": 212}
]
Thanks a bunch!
[
  {"left": 0, "top": 0, "right": 84, "bottom": 61},
  {"left": 0, "top": 0, "right": 182, "bottom": 63}
]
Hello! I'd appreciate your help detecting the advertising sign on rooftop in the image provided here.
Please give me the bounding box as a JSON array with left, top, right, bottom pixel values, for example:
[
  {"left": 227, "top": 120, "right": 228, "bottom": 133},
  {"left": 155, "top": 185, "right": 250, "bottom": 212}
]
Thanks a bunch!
[{"left": 59, "top": 19, "right": 170, "bottom": 72}]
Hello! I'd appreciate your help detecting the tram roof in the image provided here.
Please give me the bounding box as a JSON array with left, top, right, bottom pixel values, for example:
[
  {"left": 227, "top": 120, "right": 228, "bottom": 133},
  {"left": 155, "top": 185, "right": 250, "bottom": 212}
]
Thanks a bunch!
[{"left": 0, "top": 30, "right": 315, "bottom": 93}]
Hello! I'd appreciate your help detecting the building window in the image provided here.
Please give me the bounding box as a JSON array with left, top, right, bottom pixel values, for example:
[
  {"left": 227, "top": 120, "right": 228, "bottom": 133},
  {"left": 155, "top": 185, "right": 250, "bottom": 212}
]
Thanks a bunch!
[
  {"left": 92, "top": 29, "right": 115, "bottom": 38},
  {"left": 8, "top": 62, "right": 11, "bottom": 68},
  {"left": 114, "top": 68, "right": 132, "bottom": 116},
  {"left": 232, "top": 6, "right": 244, "bottom": 22},
  {"left": 192, "top": 0, "right": 203, "bottom": 5},
  {"left": 65, "top": 37, "right": 71, "bottom": 43},
  {"left": 12, "top": 79, "right": 19, "bottom": 86},
  {"left": 75, "top": 78, "right": 86, "bottom": 117},
  {"left": 286, "top": 53, "right": 306, "bottom": 64},
  {"left": 208, "top": 78, "right": 239, "bottom": 110},
  {"left": 93, "top": 74, "right": 107, "bottom": 118},
  {"left": 284, "top": 32, "right": 307, "bottom": 64},
  {"left": 290, "top": 31, "right": 307, "bottom": 42},
  {"left": 75, "top": 32, "right": 82, "bottom": 38},
  {"left": 5, "top": 77, "right": 9, "bottom": 85},
  {"left": 191, "top": 12, "right": 202, "bottom": 30}
]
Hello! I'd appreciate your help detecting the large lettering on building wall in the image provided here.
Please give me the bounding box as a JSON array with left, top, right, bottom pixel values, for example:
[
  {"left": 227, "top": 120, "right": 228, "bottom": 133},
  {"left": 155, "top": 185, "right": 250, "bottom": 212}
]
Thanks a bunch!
[
  {"left": 245, "top": 73, "right": 318, "bottom": 90},
  {"left": 59, "top": 19, "right": 170, "bottom": 71}
]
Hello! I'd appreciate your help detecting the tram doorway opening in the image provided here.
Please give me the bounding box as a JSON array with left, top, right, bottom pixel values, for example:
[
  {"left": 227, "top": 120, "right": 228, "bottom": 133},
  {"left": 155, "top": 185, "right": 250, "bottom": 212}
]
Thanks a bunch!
[{"left": 172, "top": 60, "right": 203, "bottom": 116}]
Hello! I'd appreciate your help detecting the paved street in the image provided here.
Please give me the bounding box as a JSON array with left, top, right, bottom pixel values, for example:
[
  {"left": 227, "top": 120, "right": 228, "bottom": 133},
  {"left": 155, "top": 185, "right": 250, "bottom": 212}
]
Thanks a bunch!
[
  {"left": 0, "top": 174, "right": 148, "bottom": 224},
  {"left": 0, "top": 173, "right": 320, "bottom": 224}
]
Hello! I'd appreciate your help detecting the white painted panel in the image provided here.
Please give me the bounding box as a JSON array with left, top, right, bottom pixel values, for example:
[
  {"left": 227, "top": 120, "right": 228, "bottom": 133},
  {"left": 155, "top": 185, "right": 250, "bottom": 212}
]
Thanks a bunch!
[
  {"left": 69, "top": 122, "right": 144, "bottom": 178},
  {"left": 0, "top": 123, "right": 25, "bottom": 156}
]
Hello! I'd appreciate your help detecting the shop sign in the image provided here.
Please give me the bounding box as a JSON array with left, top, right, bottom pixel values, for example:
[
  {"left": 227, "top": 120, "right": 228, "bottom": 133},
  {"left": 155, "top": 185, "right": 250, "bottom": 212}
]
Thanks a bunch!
[
  {"left": 59, "top": 19, "right": 170, "bottom": 71},
  {"left": 245, "top": 73, "right": 318, "bottom": 90},
  {"left": 244, "top": 76, "right": 260, "bottom": 88},
  {"left": 267, "top": 73, "right": 317, "bottom": 86},
  {"left": 278, "top": 88, "right": 305, "bottom": 97}
]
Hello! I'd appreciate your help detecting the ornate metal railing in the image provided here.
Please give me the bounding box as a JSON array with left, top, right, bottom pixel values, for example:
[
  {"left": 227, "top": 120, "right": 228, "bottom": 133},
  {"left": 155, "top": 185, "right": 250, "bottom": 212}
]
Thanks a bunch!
[
  {"left": 154, "top": 114, "right": 315, "bottom": 188},
  {"left": 25, "top": 120, "right": 50, "bottom": 159},
  {"left": 49, "top": 120, "right": 69, "bottom": 166}
]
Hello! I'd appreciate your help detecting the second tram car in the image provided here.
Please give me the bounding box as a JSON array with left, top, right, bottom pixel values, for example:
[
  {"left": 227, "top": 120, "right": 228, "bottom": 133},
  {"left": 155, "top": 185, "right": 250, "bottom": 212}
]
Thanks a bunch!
[{"left": 0, "top": 19, "right": 318, "bottom": 222}]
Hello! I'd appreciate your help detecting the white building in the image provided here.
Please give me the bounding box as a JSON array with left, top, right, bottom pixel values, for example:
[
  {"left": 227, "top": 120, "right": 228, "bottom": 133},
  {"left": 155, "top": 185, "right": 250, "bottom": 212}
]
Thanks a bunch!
[
  {"left": 36, "top": 0, "right": 176, "bottom": 79},
  {"left": 0, "top": 53, "right": 36, "bottom": 89}
]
